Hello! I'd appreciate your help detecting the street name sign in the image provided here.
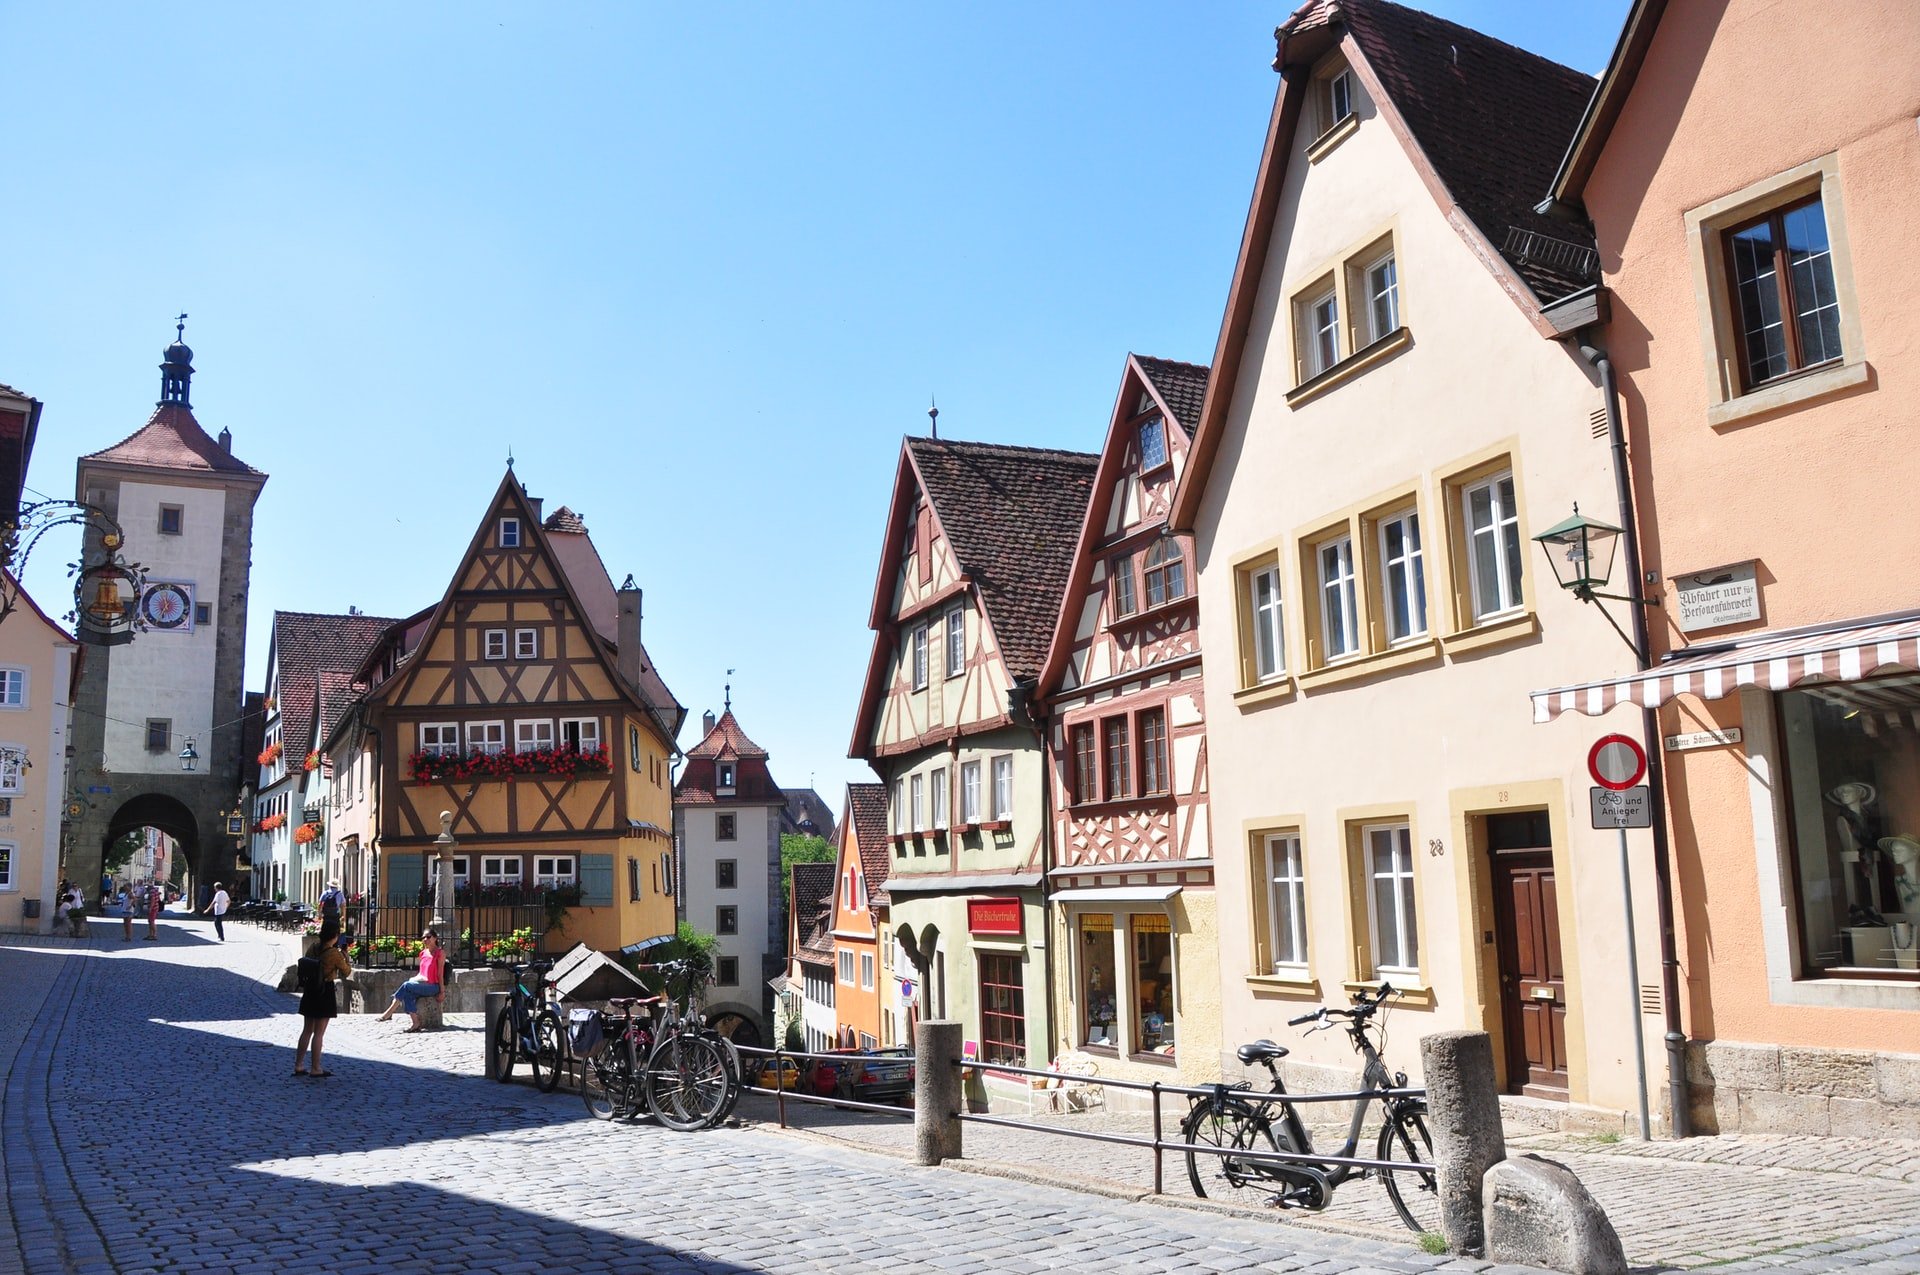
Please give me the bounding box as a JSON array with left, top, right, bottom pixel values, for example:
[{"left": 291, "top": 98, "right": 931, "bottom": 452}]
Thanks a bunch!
[
  {"left": 1591, "top": 785, "right": 1653, "bottom": 828},
  {"left": 1664, "top": 727, "right": 1742, "bottom": 752}
]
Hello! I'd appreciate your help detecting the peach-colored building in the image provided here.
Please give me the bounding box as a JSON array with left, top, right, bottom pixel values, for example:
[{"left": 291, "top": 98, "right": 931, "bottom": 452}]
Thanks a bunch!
[
  {"left": 1533, "top": 0, "right": 1920, "bottom": 1133},
  {"left": 1171, "top": 0, "right": 1663, "bottom": 1129}
]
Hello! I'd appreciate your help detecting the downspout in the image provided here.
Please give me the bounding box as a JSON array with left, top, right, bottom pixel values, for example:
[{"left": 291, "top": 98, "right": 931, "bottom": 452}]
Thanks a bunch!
[
  {"left": 1579, "top": 340, "right": 1691, "bottom": 1138},
  {"left": 1009, "top": 679, "right": 1057, "bottom": 1065}
]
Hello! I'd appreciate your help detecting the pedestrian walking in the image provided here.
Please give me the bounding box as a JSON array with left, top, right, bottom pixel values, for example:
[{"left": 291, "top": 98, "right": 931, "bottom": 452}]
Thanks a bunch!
[
  {"left": 318, "top": 879, "right": 344, "bottom": 927},
  {"left": 65, "top": 883, "right": 87, "bottom": 938},
  {"left": 121, "top": 887, "right": 135, "bottom": 941},
  {"left": 145, "top": 883, "right": 161, "bottom": 940},
  {"left": 202, "top": 881, "right": 230, "bottom": 941},
  {"left": 294, "top": 918, "right": 352, "bottom": 1077},
  {"left": 376, "top": 929, "right": 446, "bottom": 1031}
]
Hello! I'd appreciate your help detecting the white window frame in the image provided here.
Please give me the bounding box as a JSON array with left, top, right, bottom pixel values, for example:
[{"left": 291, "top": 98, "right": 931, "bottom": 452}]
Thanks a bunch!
[
  {"left": 420, "top": 722, "right": 461, "bottom": 758},
  {"left": 1365, "top": 823, "right": 1419, "bottom": 976},
  {"left": 534, "top": 855, "right": 577, "bottom": 889},
  {"left": 466, "top": 721, "right": 506, "bottom": 756},
  {"left": 910, "top": 773, "right": 924, "bottom": 832},
  {"left": 480, "top": 855, "right": 521, "bottom": 887},
  {"left": 892, "top": 777, "right": 907, "bottom": 834},
  {"left": 1328, "top": 68, "right": 1354, "bottom": 127},
  {"left": 499, "top": 517, "right": 521, "bottom": 548},
  {"left": 843, "top": 871, "right": 854, "bottom": 911},
  {"left": 911, "top": 624, "right": 929, "bottom": 691},
  {"left": 483, "top": 629, "right": 508, "bottom": 660},
  {"left": 431, "top": 855, "right": 472, "bottom": 888},
  {"left": 1250, "top": 566, "right": 1285, "bottom": 682},
  {"left": 1307, "top": 289, "right": 1341, "bottom": 376},
  {"left": 960, "top": 761, "right": 981, "bottom": 824},
  {"left": 1378, "top": 508, "right": 1427, "bottom": 643},
  {"left": 860, "top": 951, "right": 876, "bottom": 990},
  {"left": 717, "top": 762, "right": 735, "bottom": 791},
  {"left": 839, "top": 949, "right": 855, "bottom": 985},
  {"left": 854, "top": 870, "right": 867, "bottom": 912},
  {"left": 1110, "top": 556, "right": 1136, "bottom": 618},
  {"left": 1317, "top": 535, "right": 1359, "bottom": 660},
  {"left": 0, "top": 748, "right": 26, "bottom": 796},
  {"left": 1462, "top": 471, "right": 1524, "bottom": 622},
  {"left": 0, "top": 839, "right": 14, "bottom": 890},
  {"left": 1365, "top": 252, "right": 1399, "bottom": 343},
  {"left": 514, "top": 628, "right": 539, "bottom": 659},
  {"left": 930, "top": 767, "right": 948, "bottom": 829},
  {"left": 514, "top": 719, "right": 555, "bottom": 754},
  {"left": 1138, "top": 416, "right": 1168, "bottom": 470},
  {"left": 990, "top": 755, "right": 1013, "bottom": 821},
  {"left": 0, "top": 668, "right": 26, "bottom": 709},
  {"left": 945, "top": 605, "right": 965, "bottom": 678},
  {"left": 1264, "top": 833, "right": 1308, "bottom": 972},
  {"left": 559, "top": 717, "right": 601, "bottom": 753}
]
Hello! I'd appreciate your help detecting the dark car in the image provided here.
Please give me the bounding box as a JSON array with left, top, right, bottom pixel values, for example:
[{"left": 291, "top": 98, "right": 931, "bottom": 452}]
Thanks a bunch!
[{"left": 812, "top": 1047, "right": 915, "bottom": 1107}]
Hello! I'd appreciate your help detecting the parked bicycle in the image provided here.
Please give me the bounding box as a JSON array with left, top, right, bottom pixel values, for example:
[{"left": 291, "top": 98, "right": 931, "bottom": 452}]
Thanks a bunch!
[
  {"left": 576, "top": 993, "right": 659, "bottom": 1121},
  {"left": 1182, "top": 982, "right": 1439, "bottom": 1233},
  {"left": 631, "top": 958, "right": 742, "bottom": 1130},
  {"left": 491, "top": 958, "right": 563, "bottom": 1094}
]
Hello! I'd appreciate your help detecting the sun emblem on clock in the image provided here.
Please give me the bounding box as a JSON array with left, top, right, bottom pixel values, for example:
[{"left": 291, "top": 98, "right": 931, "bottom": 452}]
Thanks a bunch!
[{"left": 139, "top": 583, "right": 192, "bottom": 630}]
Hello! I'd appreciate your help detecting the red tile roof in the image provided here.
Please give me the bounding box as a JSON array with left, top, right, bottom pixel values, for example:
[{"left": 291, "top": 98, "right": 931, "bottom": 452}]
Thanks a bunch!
[
  {"left": 846, "top": 782, "right": 891, "bottom": 901},
  {"left": 271, "top": 611, "right": 401, "bottom": 768},
  {"left": 541, "top": 515, "right": 685, "bottom": 738},
  {"left": 674, "top": 709, "right": 783, "bottom": 804},
  {"left": 907, "top": 438, "right": 1098, "bottom": 681},
  {"left": 81, "top": 403, "right": 262, "bottom": 476},
  {"left": 543, "top": 506, "right": 589, "bottom": 534},
  {"left": 1134, "top": 357, "right": 1211, "bottom": 435},
  {"left": 791, "top": 860, "right": 838, "bottom": 962}
]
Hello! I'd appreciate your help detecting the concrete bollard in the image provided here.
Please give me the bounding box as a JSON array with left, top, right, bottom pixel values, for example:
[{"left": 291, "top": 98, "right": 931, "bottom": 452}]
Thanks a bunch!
[
  {"left": 1419, "top": 1030, "right": 1507, "bottom": 1256},
  {"left": 483, "top": 991, "right": 509, "bottom": 1080},
  {"left": 913, "top": 1020, "right": 964, "bottom": 1166}
]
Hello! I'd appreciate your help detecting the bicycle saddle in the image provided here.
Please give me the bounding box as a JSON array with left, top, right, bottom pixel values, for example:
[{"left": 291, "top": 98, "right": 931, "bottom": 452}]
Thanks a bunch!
[
  {"left": 606, "top": 996, "right": 653, "bottom": 1009},
  {"left": 1236, "top": 1039, "right": 1290, "bottom": 1065}
]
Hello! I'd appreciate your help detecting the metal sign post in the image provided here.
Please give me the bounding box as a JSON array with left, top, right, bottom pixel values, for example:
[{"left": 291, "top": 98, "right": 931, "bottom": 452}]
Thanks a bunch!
[{"left": 1589, "top": 733, "right": 1652, "bottom": 1141}]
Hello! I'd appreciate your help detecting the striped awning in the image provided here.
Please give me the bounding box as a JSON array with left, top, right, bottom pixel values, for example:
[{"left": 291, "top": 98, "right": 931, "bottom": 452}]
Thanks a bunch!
[{"left": 1530, "top": 612, "right": 1920, "bottom": 723}]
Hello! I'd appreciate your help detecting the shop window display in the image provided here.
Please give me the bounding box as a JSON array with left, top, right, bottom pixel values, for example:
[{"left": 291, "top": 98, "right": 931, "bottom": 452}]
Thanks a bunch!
[
  {"left": 1079, "top": 913, "right": 1117, "bottom": 1047},
  {"left": 1778, "top": 677, "right": 1920, "bottom": 975},
  {"left": 1131, "top": 914, "right": 1175, "bottom": 1055},
  {"left": 978, "top": 953, "right": 1027, "bottom": 1066}
]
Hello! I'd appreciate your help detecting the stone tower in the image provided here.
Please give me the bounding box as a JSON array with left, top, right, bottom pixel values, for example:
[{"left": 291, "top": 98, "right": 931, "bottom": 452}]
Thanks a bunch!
[{"left": 66, "top": 334, "right": 267, "bottom": 901}]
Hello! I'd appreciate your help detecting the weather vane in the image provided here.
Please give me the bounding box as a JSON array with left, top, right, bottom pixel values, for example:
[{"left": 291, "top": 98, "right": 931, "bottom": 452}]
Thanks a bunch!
[{"left": 175, "top": 312, "right": 188, "bottom": 340}]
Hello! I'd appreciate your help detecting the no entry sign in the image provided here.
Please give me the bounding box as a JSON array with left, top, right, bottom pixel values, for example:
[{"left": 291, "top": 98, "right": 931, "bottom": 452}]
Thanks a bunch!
[{"left": 1588, "top": 733, "right": 1647, "bottom": 790}]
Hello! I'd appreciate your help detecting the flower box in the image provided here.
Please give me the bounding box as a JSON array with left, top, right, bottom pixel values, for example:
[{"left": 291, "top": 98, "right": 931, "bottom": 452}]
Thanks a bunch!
[
  {"left": 255, "top": 812, "right": 287, "bottom": 834},
  {"left": 292, "top": 822, "right": 321, "bottom": 845},
  {"left": 258, "top": 741, "right": 283, "bottom": 767},
  {"left": 406, "top": 744, "right": 612, "bottom": 785}
]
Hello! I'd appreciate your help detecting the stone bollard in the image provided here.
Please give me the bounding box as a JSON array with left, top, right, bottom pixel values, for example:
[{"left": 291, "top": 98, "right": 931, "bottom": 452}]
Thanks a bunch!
[
  {"left": 1484, "top": 1155, "right": 1627, "bottom": 1274},
  {"left": 1419, "top": 1030, "right": 1507, "bottom": 1255},
  {"left": 912, "top": 1020, "right": 964, "bottom": 1166},
  {"left": 484, "top": 991, "right": 509, "bottom": 1080}
]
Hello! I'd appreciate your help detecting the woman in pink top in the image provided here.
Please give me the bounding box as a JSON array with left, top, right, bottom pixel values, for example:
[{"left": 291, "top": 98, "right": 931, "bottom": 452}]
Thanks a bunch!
[{"left": 377, "top": 929, "right": 445, "bottom": 1031}]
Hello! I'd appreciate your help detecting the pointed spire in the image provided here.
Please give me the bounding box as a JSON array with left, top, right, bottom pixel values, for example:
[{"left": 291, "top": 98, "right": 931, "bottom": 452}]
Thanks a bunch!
[
  {"left": 724, "top": 669, "right": 735, "bottom": 713},
  {"left": 928, "top": 394, "right": 939, "bottom": 439},
  {"left": 159, "top": 314, "right": 194, "bottom": 407}
]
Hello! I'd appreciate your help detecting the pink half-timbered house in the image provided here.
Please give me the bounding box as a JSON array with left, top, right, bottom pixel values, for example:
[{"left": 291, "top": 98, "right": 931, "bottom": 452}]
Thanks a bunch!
[
  {"left": 1035, "top": 355, "right": 1222, "bottom": 1086},
  {"left": 850, "top": 436, "right": 1096, "bottom": 1083}
]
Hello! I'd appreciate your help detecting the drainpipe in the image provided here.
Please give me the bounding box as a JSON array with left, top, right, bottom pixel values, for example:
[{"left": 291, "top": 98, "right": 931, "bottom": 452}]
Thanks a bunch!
[
  {"left": 1580, "top": 340, "right": 1691, "bottom": 1138},
  {"left": 1009, "top": 680, "right": 1058, "bottom": 1065}
]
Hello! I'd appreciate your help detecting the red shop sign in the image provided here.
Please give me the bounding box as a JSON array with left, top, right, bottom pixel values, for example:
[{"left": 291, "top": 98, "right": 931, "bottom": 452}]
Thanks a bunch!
[{"left": 967, "top": 896, "right": 1023, "bottom": 937}]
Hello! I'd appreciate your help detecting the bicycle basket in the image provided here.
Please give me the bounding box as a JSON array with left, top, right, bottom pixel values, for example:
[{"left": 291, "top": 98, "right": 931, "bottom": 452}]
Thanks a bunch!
[{"left": 566, "top": 1008, "right": 606, "bottom": 1058}]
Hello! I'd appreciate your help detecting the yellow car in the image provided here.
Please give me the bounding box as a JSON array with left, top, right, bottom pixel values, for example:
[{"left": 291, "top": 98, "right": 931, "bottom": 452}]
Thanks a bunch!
[{"left": 755, "top": 1058, "right": 803, "bottom": 1090}]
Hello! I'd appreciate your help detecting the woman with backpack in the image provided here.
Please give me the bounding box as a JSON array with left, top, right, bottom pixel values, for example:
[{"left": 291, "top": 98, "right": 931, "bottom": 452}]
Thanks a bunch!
[{"left": 294, "top": 918, "right": 351, "bottom": 1076}]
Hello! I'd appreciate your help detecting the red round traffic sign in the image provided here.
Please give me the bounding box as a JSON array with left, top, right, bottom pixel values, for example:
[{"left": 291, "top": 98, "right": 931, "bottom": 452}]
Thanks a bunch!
[{"left": 1588, "top": 734, "right": 1647, "bottom": 790}]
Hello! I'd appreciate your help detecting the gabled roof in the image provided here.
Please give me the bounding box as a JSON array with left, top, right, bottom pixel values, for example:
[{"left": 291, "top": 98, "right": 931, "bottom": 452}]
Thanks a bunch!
[
  {"left": 313, "top": 671, "right": 362, "bottom": 751},
  {"left": 270, "top": 610, "right": 401, "bottom": 768},
  {"left": 1037, "top": 354, "right": 1207, "bottom": 698},
  {"left": 781, "top": 788, "right": 836, "bottom": 840},
  {"left": 846, "top": 782, "right": 891, "bottom": 903},
  {"left": 80, "top": 403, "right": 263, "bottom": 478},
  {"left": 539, "top": 506, "right": 685, "bottom": 737},
  {"left": 791, "top": 861, "right": 838, "bottom": 962},
  {"left": 1134, "top": 357, "right": 1211, "bottom": 435},
  {"left": 1538, "top": 0, "right": 1667, "bottom": 218},
  {"left": 674, "top": 709, "right": 783, "bottom": 805},
  {"left": 1172, "top": 0, "right": 1597, "bottom": 530}
]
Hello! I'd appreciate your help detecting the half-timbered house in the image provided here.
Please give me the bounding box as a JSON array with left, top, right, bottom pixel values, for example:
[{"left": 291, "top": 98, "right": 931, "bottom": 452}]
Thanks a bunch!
[
  {"left": 1034, "top": 354, "right": 1222, "bottom": 1089},
  {"left": 358, "top": 473, "right": 685, "bottom": 955},
  {"left": 850, "top": 436, "right": 1096, "bottom": 1087}
]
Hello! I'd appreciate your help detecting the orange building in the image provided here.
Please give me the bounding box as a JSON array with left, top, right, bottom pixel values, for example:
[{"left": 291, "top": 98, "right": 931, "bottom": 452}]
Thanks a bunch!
[{"left": 829, "top": 783, "right": 892, "bottom": 1049}]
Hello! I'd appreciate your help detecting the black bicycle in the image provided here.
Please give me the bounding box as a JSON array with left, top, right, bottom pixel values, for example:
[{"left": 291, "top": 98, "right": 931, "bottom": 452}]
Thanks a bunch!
[
  {"left": 491, "top": 958, "right": 563, "bottom": 1094},
  {"left": 633, "top": 958, "right": 741, "bottom": 1131},
  {"left": 1182, "top": 983, "right": 1439, "bottom": 1233},
  {"left": 577, "top": 994, "right": 658, "bottom": 1121}
]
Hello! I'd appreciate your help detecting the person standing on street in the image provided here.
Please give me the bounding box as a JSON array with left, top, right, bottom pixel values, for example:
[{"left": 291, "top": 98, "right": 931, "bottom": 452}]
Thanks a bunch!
[
  {"left": 319, "top": 880, "right": 344, "bottom": 928},
  {"left": 145, "top": 883, "right": 161, "bottom": 940},
  {"left": 65, "top": 884, "right": 87, "bottom": 938},
  {"left": 203, "top": 881, "right": 230, "bottom": 941},
  {"left": 294, "top": 918, "right": 351, "bottom": 1076},
  {"left": 121, "top": 887, "right": 135, "bottom": 942}
]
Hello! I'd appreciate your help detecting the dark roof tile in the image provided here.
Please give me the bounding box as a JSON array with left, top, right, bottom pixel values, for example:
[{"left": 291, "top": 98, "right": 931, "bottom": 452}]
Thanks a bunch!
[
  {"left": 272, "top": 611, "right": 401, "bottom": 767},
  {"left": 1134, "top": 357, "right": 1211, "bottom": 435},
  {"left": 791, "top": 861, "right": 838, "bottom": 959},
  {"left": 847, "top": 782, "right": 891, "bottom": 899},
  {"left": 82, "top": 403, "right": 263, "bottom": 476}
]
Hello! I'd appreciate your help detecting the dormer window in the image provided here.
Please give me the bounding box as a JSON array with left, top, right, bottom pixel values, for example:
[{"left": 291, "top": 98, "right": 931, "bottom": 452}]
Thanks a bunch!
[
  {"left": 717, "top": 762, "right": 736, "bottom": 792},
  {"left": 1138, "top": 417, "right": 1168, "bottom": 471},
  {"left": 499, "top": 517, "right": 521, "bottom": 548},
  {"left": 1328, "top": 69, "right": 1353, "bottom": 127}
]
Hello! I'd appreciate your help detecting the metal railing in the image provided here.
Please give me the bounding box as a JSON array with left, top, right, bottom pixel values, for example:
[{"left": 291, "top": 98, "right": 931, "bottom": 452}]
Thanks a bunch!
[
  {"left": 344, "top": 898, "right": 549, "bottom": 969},
  {"left": 731, "top": 1043, "right": 917, "bottom": 1126}
]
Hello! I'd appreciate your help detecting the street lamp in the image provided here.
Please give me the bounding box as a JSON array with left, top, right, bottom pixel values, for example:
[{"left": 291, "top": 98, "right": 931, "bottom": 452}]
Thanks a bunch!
[
  {"left": 177, "top": 736, "right": 198, "bottom": 772},
  {"left": 1531, "top": 504, "right": 1630, "bottom": 602}
]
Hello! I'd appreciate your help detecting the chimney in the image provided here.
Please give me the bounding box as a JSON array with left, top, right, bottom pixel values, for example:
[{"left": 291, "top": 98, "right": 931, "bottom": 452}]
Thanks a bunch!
[
  {"left": 616, "top": 583, "right": 644, "bottom": 690},
  {"left": 526, "top": 495, "right": 544, "bottom": 522},
  {"left": 702, "top": 710, "right": 716, "bottom": 736},
  {"left": 218, "top": 427, "right": 232, "bottom": 452}
]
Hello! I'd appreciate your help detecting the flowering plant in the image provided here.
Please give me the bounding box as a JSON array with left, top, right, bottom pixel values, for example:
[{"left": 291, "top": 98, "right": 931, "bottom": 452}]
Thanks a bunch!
[
  {"left": 303, "top": 751, "right": 321, "bottom": 772},
  {"left": 292, "top": 822, "right": 321, "bottom": 845},
  {"left": 255, "top": 812, "right": 287, "bottom": 833},
  {"left": 478, "top": 927, "right": 538, "bottom": 961},
  {"left": 258, "top": 741, "right": 283, "bottom": 767},
  {"left": 407, "top": 744, "right": 612, "bottom": 785},
  {"left": 372, "top": 933, "right": 423, "bottom": 960}
]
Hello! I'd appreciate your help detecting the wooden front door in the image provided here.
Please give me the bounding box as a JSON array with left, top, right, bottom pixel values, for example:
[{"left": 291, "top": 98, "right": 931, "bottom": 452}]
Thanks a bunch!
[{"left": 1487, "top": 813, "right": 1568, "bottom": 1098}]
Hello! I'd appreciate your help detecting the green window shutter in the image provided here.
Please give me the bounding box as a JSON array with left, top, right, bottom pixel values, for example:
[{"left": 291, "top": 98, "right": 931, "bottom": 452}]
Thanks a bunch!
[
  {"left": 385, "top": 852, "right": 424, "bottom": 907},
  {"left": 580, "top": 853, "right": 614, "bottom": 907}
]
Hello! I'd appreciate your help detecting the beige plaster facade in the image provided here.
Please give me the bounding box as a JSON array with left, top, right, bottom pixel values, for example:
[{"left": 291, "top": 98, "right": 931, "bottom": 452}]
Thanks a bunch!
[
  {"left": 0, "top": 580, "right": 77, "bottom": 932},
  {"left": 1182, "top": 45, "right": 1664, "bottom": 1124},
  {"left": 1546, "top": 0, "right": 1920, "bottom": 1132}
]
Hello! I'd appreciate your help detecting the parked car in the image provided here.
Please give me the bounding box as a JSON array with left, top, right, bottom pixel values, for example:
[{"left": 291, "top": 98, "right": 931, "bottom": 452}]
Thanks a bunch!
[
  {"left": 756, "top": 1057, "right": 804, "bottom": 1090},
  {"left": 813, "top": 1047, "right": 914, "bottom": 1107}
]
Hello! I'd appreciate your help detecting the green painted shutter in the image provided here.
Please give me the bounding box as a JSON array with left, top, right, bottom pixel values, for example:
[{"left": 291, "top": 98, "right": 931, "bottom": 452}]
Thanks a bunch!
[
  {"left": 385, "top": 852, "right": 424, "bottom": 907},
  {"left": 580, "top": 853, "right": 614, "bottom": 907}
]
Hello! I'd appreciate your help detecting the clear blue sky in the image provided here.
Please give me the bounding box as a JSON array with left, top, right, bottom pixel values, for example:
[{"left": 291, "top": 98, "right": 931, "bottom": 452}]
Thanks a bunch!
[{"left": 2, "top": 2, "right": 1626, "bottom": 808}]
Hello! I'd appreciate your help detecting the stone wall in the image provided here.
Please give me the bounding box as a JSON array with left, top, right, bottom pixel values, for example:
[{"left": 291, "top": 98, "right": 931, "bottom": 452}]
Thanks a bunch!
[{"left": 1686, "top": 1040, "right": 1920, "bottom": 1138}]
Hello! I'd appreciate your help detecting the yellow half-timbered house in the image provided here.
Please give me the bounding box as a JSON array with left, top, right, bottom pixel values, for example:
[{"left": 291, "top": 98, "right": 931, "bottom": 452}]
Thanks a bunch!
[{"left": 361, "top": 472, "right": 684, "bottom": 954}]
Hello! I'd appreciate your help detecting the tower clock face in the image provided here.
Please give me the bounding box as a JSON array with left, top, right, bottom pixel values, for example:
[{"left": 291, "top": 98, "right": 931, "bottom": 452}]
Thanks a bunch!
[{"left": 140, "top": 583, "right": 193, "bottom": 630}]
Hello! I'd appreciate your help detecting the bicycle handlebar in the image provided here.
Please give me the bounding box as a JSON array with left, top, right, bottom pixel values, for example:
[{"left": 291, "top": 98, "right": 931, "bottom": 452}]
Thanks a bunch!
[{"left": 1286, "top": 983, "right": 1397, "bottom": 1028}]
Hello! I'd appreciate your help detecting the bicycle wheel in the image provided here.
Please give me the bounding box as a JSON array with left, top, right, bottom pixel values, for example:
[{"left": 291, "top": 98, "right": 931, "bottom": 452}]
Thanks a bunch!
[
  {"left": 491, "top": 1005, "right": 517, "bottom": 1083},
  {"left": 1182, "top": 1099, "right": 1287, "bottom": 1200},
  {"left": 530, "top": 1010, "right": 564, "bottom": 1094},
  {"left": 1378, "top": 1099, "right": 1440, "bottom": 1235},
  {"left": 644, "top": 1033, "right": 730, "bottom": 1131},
  {"left": 580, "top": 1053, "right": 619, "bottom": 1121},
  {"left": 706, "top": 1031, "right": 744, "bottom": 1125}
]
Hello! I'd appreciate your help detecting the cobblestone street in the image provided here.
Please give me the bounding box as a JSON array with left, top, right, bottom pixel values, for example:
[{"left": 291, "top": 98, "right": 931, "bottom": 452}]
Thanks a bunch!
[{"left": 5, "top": 918, "right": 1917, "bottom": 1275}]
